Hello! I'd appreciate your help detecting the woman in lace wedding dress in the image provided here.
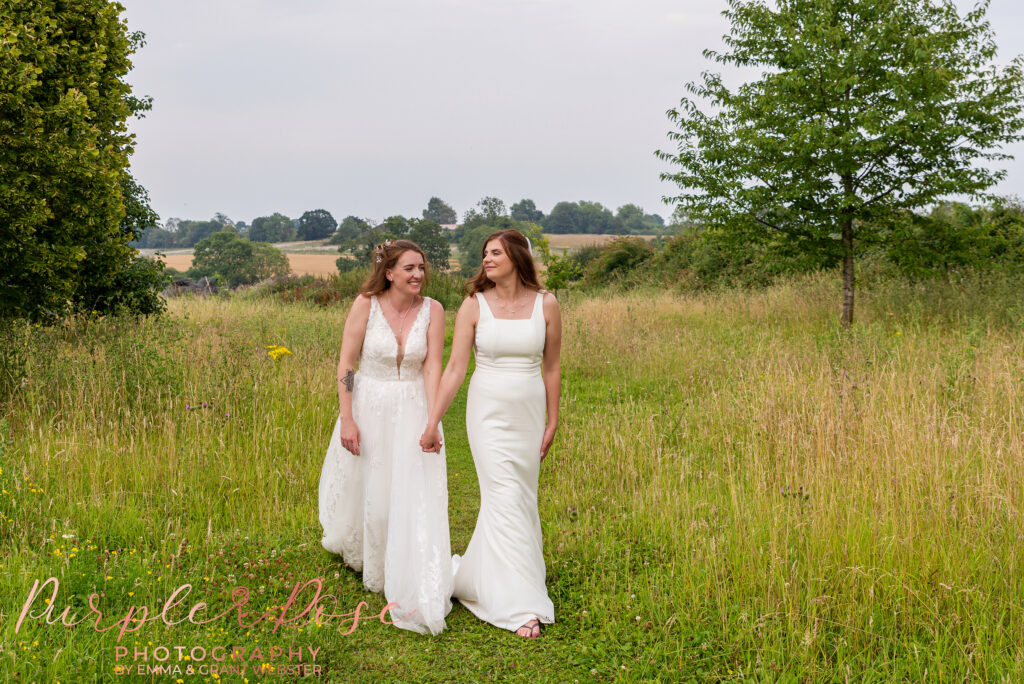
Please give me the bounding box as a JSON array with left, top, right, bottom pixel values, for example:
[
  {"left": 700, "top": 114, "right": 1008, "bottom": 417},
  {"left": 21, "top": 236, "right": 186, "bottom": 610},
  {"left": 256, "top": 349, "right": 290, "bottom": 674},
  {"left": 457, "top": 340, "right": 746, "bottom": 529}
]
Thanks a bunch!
[
  {"left": 421, "top": 229, "right": 561, "bottom": 639},
  {"left": 318, "top": 239, "right": 452, "bottom": 635}
]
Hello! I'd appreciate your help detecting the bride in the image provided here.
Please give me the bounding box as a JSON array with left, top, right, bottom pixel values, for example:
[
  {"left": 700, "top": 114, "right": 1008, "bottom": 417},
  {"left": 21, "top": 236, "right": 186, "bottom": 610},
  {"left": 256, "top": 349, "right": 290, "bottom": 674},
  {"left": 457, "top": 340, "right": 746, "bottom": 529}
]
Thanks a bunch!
[
  {"left": 318, "top": 239, "right": 452, "bottom": 635},
  {"left": 420, "top": 229, "right": 561, "bottom": 639}
]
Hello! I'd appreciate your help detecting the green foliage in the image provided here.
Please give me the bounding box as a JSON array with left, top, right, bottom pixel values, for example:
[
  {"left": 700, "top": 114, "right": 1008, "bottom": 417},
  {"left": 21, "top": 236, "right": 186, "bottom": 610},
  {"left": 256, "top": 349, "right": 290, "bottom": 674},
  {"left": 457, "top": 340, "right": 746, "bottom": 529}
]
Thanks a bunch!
[
  {"left": 877, "top": 201, "right": 1024, "bottom": 278},
  {"left": 249, "top": 213, "right": 294, "bottom": 243},
  {"left": 422, "top": 196, "right": 457, "bottom": 225},
  {"left": 510, "top": 198, "right": 545, "bottom": 222},
  {"left": 135, "top": 215, "right": 233, "bottom": 249},
  {"left": 328, "top": 215, "right": 370, "bottom": 244},
  {"left": 582, "top": 237, "right": 654, "bottom": 285},
  {"left": 295, "top": 209, "right": 337, "bottom": 241},
  {"left": 616, "top": 203, "right": 664, "bottom": 234},
  {"left": 407, "top": 218, "right": 452, "bottom": 270},
  {"left": 658, "top": 0, "right": 1024, "bottom": 324},
  {"left": 335, "top": 255, "right": 362, "bottom": 273},
  {"left": 0, "top": 0, "right": 161, "bottom": 321},
  {"left": 346, "top": 229, "right": 400, "bottom": 262},
  {"left": 522, "top": 225, "right": 581, "bottom": 291},
  {"left": 190, "top": 231, "right": 290, "bottom": 287},
  {"left": 457, "top": 225, "right": 496, "bottom": 276},
  {"left": 377, "top": 215, "right": 410, "bottom": 236},
  {"left": 568, "top": 244, "right": 605, "bottom": 273},
  {"left": 542, "top": 201, "right": 620, "bottom": 234},
  {"left": 75, "top": 254, "right": 168, "bottom": 316},
  {"left": 461, "top": 197, "right": 507, "bottom": 232}
]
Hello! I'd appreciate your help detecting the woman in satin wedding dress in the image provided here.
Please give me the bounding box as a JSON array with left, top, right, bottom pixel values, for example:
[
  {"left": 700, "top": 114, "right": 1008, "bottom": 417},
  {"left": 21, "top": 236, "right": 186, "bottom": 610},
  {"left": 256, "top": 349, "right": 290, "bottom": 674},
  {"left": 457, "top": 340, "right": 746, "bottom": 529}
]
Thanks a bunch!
[
  {"left": 318, "top": 239, "right": 452, "bottom": 635},
  {"left": 421, "top": 229, "right": 561, "bottom": 639}
]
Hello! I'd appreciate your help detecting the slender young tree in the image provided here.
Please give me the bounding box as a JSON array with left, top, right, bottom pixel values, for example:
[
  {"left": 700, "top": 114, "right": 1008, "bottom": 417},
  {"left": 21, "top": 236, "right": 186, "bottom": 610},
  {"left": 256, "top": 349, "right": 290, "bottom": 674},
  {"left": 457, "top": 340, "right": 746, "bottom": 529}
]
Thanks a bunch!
[{"left": 658, "top": 0, "right": 1024, "bottom": 326}]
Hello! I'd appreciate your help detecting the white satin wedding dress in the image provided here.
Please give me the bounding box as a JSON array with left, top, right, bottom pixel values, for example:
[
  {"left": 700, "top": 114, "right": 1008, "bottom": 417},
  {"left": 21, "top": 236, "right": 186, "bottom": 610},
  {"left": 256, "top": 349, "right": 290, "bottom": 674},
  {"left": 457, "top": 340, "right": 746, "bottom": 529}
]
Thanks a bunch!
[
  {"left": 318, "top": 295, "right": 453, "bottom": 635},
  {"left": 452, "top": 291, "right": 555, "bottom": 631}
]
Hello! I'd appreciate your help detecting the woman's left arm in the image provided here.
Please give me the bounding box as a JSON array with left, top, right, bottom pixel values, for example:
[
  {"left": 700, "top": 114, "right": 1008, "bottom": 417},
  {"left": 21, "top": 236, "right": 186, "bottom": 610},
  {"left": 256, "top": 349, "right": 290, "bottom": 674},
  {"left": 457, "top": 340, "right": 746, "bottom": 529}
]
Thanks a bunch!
[
  {"left": 422, "top": 299, "right": 445, "bottom": 429},
  {"left": 540, "top": 292, "right": 562, "bottom": 461}
]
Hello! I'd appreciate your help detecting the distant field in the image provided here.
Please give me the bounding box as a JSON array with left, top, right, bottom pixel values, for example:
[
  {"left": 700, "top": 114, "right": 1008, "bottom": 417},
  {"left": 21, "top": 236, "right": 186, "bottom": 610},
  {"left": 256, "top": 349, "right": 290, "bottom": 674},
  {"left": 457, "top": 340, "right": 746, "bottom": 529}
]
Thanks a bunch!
[
  {"left": 153, "top": 234, "right": 658, "bottom": 275},
  {"left": 159, "top": 253, "right": 340, "bottom": 277},
  {"left": 546, "top": 233, "right": 657, "bottom": 250}
]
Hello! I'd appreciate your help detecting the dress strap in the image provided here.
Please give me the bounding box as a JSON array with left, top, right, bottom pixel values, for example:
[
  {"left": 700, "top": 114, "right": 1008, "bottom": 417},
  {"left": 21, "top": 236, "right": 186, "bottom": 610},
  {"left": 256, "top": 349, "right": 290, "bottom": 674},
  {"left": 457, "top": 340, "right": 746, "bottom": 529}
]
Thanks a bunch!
[
  {"left": 531, "top": 291, "right": 544, "bottom": 319},
  {"left": 475, "top": 292, "right": 494, "bottom": 320},
  {"left": 368, "top": 295, "right": 383, "bottom": 327},
  {"left": 414, "top": 296, "right": 431, "bottom": 330}
]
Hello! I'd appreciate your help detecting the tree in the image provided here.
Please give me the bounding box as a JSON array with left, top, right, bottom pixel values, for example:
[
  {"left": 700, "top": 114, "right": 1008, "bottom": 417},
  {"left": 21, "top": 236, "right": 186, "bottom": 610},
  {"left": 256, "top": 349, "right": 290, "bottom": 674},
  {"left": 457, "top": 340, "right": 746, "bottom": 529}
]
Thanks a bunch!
[
  {"left": 542, "top": 201, "right": 620, "bottom": 234},
  {"left": 511, "top": 199, "right": 545, "bottom": 222},
  {"left": 329, "top": 215, "right": 370, "bottom": 244},
  {"left": 423, "top": 197, "right": 457, "bottom": 224},
  {"left": 191, "top": 231, "right": 290, "bottom": 287},
  {"left": 462, "top": 197, "right": 508, "bottom": 232},
  {"left": 658, "top": 0, "right": 1024, "bottom": 326},
  {"left": 407, "top": 219, "right": 451, "bottom": 270},
  {"left": 616, "top": 204, "right": 664, "bottom": 234},
  {"left": 0, "top": 0, "right": 163, "bottom": 320},
  {"left": 249, "top": 213, "right": 295, "bottom": 243},
  {"left": 175, "top": 218, "right": 223, "bottom": 247},
  {"left": 377, "top": 215, "right": 410, "bottom": 236},
  {"left": 296, "top": 209, "right": 337, "bottom": 241}
]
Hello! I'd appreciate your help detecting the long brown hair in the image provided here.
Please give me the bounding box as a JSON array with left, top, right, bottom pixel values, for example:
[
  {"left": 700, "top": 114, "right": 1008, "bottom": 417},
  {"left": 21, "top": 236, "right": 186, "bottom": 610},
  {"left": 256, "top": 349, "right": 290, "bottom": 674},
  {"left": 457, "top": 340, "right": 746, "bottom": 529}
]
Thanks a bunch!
[
  {"left": 467, "top": 229, "right": 542, "bottom": 295},
  {"left": 360, "top": 239, "right": 429, "bottom": 296}
]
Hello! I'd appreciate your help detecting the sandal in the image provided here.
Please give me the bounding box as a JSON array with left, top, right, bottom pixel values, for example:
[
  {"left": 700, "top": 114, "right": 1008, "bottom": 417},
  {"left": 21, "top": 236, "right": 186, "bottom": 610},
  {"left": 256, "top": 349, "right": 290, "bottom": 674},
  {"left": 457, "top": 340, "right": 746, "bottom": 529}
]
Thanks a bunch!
[{"left": 515, "top": 618, "right": 541, "bottom": 639}]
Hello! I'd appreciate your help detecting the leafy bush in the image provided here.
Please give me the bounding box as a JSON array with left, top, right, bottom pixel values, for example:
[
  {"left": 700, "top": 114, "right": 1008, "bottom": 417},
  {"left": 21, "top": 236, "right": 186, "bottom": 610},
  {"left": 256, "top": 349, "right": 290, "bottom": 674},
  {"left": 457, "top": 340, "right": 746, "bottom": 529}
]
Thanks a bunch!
[
  {"left": 583, "top": 237, "right": 654, "bottom": 285},
  {"left": 75, "top": 254, "right": 169, "bottom": 316},
  {"left": 190, "top": 231, "right": 290, "bottom": 287}
]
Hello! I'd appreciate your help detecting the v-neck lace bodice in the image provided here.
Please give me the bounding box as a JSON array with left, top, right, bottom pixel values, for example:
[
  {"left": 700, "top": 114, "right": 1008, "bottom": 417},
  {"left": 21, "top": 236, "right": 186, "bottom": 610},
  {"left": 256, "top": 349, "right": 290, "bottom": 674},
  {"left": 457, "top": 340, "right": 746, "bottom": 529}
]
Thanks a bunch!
[{"left": 359, "top": 295, "right": 431, "bottom": 381}]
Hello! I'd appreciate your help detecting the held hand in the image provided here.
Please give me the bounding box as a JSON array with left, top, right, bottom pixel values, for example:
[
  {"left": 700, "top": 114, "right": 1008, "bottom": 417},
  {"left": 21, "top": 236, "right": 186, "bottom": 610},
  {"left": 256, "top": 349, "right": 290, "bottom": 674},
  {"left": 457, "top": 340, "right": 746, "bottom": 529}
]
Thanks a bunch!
[
  {"left": 339, "top": 417, "right": 361, "bottom": 455},
  {"left": 419, "top": 425, "right": 443, "bottom": 454},
  {"left": 540, "top": 422, "right": 557, "bottom": 461}
]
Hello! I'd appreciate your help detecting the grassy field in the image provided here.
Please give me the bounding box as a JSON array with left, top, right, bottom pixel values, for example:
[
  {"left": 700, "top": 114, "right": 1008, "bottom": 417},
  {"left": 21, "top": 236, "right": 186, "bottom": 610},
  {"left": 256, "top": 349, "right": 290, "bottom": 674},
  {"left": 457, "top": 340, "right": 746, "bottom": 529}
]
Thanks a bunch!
[
  {"left": 156, "top": 253, "right": 342, "bottom": 277},
  {"left": 545, "top": 234, "right": 658, "bottom": 250},
  {"left": 147, "top": 234, "right": 657, "bottom": 277},
  {"left": 2, "top": 272, "right": 1023, "bottom": 681}
]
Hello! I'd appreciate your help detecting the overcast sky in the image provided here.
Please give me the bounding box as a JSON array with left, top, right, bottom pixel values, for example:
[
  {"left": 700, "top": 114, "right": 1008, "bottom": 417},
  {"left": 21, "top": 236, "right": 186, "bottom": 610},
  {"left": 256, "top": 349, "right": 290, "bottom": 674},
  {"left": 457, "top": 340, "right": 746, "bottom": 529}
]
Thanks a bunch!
[{"left": 120, "top": 0, "right": 1024, "bottom": 226}]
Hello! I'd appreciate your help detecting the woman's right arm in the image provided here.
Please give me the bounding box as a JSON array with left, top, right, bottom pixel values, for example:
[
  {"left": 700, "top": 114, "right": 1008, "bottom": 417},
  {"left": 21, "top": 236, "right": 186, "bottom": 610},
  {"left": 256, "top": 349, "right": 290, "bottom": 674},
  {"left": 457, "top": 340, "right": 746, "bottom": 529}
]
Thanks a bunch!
[
  {"left": 420, "top": 296, "right": 478, "bottom": 452},
  {"left": 337, "top": 294, "right": 371, "bottom": 455}
]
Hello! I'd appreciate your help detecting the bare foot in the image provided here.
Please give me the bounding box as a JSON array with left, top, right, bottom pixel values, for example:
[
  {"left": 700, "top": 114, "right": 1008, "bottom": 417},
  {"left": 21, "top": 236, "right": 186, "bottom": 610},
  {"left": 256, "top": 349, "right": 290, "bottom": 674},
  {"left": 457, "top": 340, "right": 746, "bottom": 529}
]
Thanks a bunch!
[{"left": 515, "top": 619, "right": 540, "bottom": 639}]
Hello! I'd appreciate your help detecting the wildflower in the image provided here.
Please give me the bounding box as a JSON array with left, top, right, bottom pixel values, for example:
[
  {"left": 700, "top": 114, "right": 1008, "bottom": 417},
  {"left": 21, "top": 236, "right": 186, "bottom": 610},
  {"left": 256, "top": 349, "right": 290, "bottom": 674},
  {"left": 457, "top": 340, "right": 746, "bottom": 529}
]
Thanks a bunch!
[{"left": 266, "top": 345, "right": 292, "bottom": 360}]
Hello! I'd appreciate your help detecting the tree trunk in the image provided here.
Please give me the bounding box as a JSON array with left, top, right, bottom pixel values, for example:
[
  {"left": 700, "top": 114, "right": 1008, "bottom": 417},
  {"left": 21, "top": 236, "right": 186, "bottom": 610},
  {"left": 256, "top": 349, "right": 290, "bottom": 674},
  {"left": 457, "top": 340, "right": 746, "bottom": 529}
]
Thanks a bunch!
[{"left": 841, "top": 215, "right": 854, "bottom": 328}]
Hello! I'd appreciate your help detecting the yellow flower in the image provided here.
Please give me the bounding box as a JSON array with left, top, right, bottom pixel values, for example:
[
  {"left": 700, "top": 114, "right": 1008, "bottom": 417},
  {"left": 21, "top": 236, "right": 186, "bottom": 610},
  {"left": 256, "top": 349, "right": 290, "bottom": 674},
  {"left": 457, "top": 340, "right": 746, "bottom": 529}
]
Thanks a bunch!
[{"left": 266, "top": 344, "right": 292, "bottom": 360}]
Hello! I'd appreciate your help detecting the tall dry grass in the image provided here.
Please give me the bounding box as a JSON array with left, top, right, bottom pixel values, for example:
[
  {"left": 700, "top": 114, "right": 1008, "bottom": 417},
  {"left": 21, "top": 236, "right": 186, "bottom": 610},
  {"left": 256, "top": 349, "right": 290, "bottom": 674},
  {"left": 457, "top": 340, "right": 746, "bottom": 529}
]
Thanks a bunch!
[{"left": 1, "top": 270, "right": 1021, "bottom": 680}]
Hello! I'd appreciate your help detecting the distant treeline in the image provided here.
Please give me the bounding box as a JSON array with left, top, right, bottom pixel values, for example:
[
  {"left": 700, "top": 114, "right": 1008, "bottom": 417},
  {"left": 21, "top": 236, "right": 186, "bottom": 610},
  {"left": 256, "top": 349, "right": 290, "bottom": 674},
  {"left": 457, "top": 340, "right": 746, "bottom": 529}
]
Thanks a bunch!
[
  {"left": 575, "top": 200, "right": 1024, "bottom": 290},
  {"left": 130, "top": 196, "right": 673, "bottom": 250}
]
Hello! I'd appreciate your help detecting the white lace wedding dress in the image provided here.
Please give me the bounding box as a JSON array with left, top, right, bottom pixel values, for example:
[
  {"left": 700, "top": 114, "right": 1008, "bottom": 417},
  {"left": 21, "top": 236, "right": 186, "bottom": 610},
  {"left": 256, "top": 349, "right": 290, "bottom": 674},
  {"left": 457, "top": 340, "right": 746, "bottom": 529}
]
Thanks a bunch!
[
  {"left": 452, "top": 291, "right": 555, "bottom": 631},
  {"left": 318, "top": 295, "right": 452, "bottom": 635}
]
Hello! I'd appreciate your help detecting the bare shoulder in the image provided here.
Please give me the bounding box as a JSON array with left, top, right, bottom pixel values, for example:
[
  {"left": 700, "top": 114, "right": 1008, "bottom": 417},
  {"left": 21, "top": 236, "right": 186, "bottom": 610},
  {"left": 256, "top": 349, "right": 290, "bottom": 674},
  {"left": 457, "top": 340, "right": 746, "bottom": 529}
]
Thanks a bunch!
[
  {"left": 428, "top": 297, "right": 445, "bottom": 316},
  {"left": 457, "top": 294, "right": 480, "bottom": 322},
  {"left": 541, "top": 290, "right": 559, "bottom": 310},
  {"left": 351, "top": 293, "right": 372, "bottom": 311},
  {"left": 347, "top": 293, "right": 372, "bottom": 320}
]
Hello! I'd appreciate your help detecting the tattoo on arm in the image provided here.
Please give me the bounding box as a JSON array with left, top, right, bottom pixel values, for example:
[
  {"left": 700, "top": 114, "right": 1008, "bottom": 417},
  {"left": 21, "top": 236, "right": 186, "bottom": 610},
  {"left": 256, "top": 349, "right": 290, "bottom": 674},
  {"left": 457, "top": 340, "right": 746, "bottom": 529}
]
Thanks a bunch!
[{"left": 341, "top": 369, "right": 355, "bottom": 393}]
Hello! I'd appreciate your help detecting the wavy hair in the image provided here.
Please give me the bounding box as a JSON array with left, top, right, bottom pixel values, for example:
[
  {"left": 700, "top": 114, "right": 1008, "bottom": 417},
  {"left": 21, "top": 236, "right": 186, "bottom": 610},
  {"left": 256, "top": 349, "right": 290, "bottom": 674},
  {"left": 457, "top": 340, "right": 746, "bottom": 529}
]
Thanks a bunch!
[
  {"left": 359, "top": 239, "right": 429, "bottom": 297},
  {"left": 467, "top": 229, "right": 542, "bottom": 295}
]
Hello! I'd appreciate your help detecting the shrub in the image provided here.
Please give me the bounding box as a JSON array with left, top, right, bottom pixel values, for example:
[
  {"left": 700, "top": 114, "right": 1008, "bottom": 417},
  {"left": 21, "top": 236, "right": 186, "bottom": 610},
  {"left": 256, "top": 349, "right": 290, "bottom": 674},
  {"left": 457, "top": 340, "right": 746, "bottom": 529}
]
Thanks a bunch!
[
  {"left": 190, "top": 231, "right": 290, "bottom": 288},
  {"left": 583, "top": 237, "right": 654, "bottom": 285}
]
